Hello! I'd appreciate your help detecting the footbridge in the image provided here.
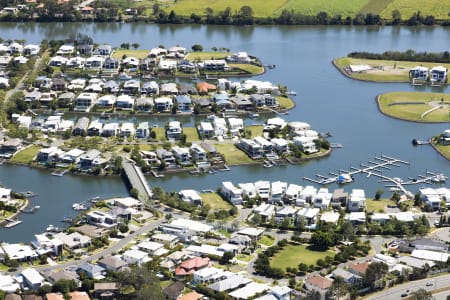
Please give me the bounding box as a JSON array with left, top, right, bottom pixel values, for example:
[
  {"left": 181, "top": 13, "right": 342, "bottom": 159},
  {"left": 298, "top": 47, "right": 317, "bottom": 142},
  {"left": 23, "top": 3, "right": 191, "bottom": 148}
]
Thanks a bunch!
[{"left": 122, "top": 159, "right": 153, "bottom": 201}]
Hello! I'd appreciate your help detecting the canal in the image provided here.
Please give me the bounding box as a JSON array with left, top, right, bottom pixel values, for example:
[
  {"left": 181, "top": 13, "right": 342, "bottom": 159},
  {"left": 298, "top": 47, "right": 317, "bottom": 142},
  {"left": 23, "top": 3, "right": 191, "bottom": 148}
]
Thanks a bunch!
[{"left": 0, "top": 24, "right": 449, "bottom": 242}]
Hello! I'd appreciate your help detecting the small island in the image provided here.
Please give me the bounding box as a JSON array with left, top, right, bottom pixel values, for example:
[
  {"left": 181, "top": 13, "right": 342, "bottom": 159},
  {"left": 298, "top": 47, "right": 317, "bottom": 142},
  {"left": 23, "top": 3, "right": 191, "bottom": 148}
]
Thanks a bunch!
[{"left": 376, "top": 91, "right": 450, "bottom": 123}]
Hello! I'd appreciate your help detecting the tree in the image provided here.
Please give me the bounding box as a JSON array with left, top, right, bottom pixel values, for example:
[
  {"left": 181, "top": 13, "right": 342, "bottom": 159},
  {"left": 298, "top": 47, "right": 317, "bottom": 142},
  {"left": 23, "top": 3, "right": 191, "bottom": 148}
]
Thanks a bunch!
[
  {"left": 219, "top": 251, "right": 234, "bottom": 265},
  {"left": 191, "top": 44, "right": 203, "bottom": 52},
  {"left": 392, "top": 9, "right": 402, "bottom": 24},
  {"left": 310, "top": 231, "right": 334, "bottom": 249},
  {"left": 364, "top": 262, "right": 388, "bottom": 290},
  {"left": 328, "top": 276, "right": 349, "bottom": 300},
  {"left": 410, "top": 288, "right": 433, "bottom": 300},
  {"left": 132, "top": 43, "right": 140, "bottom": 50}
]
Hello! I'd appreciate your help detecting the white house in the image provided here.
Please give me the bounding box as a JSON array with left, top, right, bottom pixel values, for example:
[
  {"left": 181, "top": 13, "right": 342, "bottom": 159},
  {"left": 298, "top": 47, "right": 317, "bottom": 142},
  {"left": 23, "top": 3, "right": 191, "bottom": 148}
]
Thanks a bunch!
[
  {"left": 179, "top": 189, "right": 202, "bottom": 205},
  {"left": 284, "top": 184, "right": 303, "bottom": 203},
  {"left": 101, "top": 122, "right": 120, "bottom": 137},
  {"left": 116, "top": 94, "right": 134, "bottom": 110},
  {"left": 238, "top": 183, "right": 257, "bottom": 199},
  {"left": 97, "top": 95, "right": 116, "bottom": 108},
  {"left": 120, "top": 122, "right": 135, "bottom": 137},
  {"left": 75, "top": 92, "right": 98, "bottom": 112},
  {"left": 222, "top": 181, "right": 243, "bottom": 205},
  {"left": 430, "top": 66, "right": 448, "bottom": 83},
  {"left": 154, "top": 97, "right": 173, "bottom": 112},
  {"left": 255, "top": 180, "right": 270, "bottom": 200},
  {"left": 253, "top": 203, "right": 276, "bottom": 222},
  {"left": 297, "top": 207, "right": 320, "bottom": 226},
  {"left": 313, "top": 188, "right": 332, "bottom": 209},
  {"left": 21, "top": 268, "right": 45, "bottom": 289},
  {"left": 348, "top": 189, "right": 366, "bottom": 212},
  {"left": 270, "top": 181, "right": 287, "bottom": 204},
  {"left": 166, "top": 121, "right": 182, "bottom": 140},
  {"left": 409, "top": 66, "right": 429, "bottom": 81},
  {"left": 297, "top": 185, "right": 317, "bottom": 206},
  {"left": 122, "top": 249, "right": 150, "bottom": 265}
]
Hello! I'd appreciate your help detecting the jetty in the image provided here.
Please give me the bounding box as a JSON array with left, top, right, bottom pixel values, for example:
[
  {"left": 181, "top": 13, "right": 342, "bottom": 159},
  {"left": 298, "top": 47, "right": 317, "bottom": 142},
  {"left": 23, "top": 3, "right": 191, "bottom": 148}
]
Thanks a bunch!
[
  {"left": 21, "top": 205, "right": 40, "bottom": 214},
  {"left": 51, "top": 169, "right": 68, "bottom": 177},
  {"left": 122, "top": 159, "right": 153, "bottom": 200},
  {"left": 4, "top": 218, "right": 22, "bottom": 228}
]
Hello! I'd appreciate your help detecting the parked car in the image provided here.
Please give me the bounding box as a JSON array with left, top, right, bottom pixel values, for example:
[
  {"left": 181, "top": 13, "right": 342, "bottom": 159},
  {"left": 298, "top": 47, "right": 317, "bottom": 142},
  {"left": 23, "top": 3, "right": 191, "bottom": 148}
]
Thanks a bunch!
[
  {"left": 426, "top": 282, "right": 433, "bottom": 286},
  {"left": 401, "top": 293, "right": 408, "bottom": 297}
]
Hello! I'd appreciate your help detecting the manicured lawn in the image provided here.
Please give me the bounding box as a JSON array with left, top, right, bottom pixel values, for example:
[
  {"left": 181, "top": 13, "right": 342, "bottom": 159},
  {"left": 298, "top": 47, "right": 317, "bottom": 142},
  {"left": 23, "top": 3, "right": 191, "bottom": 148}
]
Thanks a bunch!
[
  {"left": 259, "top": 235, "right": 275, "bottom": 247},
  {"left": 183, "top": 127, "right": 200, "bottom": 142},
  {"left": 378, "top": 92, "right": 450, "bottom": 122},
  {"left": 380, "top": 0, "right": 450, "bottom": 20},
  {"left": 200, "top": 192, "right": 233, "bottom": 210},
  {"left": 11, "top": 145, "right": 41, "bottom": 164},
  {"left": 366, "top": 199, "right": 397, "bottom": 213},
  {"left": 276, "top": 96, "right": 295, "bottom": 110},
  {"left": 228, "top": 63, "right": 264, "bottom": 75},
  {"left": 359, "top": 0, "right": 392, "bottom": 15},
  {"left": 185, "top": 52, "right": 229, "bottom": 60},
  {"left": 112, "top": 49, "right": 149, "bottom": 59},
  {"left": 335, "top": 57, "right": 450, "bottom": 82},
  {"left": 214, "top": 143, "right": 257, "bottom": 165},
  {"left": 152, "top": 127, "right": 167, "bottom": 141},
  {"left": 434, "top": 144, "right": 450, "bottom": 161},
  {"left": 270, "top": 244, "right": 334, "bottom": 270},
  {"left": 236, "top": 253, "right": 253, "bottom": 262},
  {"left": 248, "top": 125, "right": 264, "bottom": 139}
]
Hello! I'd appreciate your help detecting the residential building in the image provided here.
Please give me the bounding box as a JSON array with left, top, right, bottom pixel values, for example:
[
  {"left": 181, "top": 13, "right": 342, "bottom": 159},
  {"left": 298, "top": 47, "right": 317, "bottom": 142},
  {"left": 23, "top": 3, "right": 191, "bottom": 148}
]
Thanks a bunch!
[
  {"left": 87, "top": 119, "right": 103, "bottom": 136},
  {"left": 253, "top": 203, "right": 276, "bottom": 223},
  {"left": 332, "top": 268, "right": 362, "bottom": 285},
  {"left": 120, "top": 122, "right": 135, "bottom": 137},
  {"left": 172, "top": 146, "right": 192, "bottom": 165},
  {"left": 255, "top": 180, "right": 271, "bottom": 200},
  {"left": 313, "top": 188, "right": 332, "bottom": 209},
  {"left": 151, "top": 233, "right": 179, "bottom": 249},
  {"left": 190, "top": 144, "right": 207, "bottom": 163},
  {"left": 270, "top": 181, "right": 287, "bottom": 204},
  {"left": 238, "top": 139, "right": 263, "bottom": 159},
  {"left": 75, "top": 93, "right": 98, "bottom": 112},
  {"left": 238, "top": 182, "right": 257, "bottom": 200},
  {"left": 154, "top": 97, "right": 173, "bottom": 112},
  {"left": 175, "top": 95, "right": 192, "bottom": 111},
  {"left": 221, "top": 181, "right": 243, "bottom": 205},
  {"left": 284, "top": 184, "right": 303, "bottom": 203},
  {"left": 122, "top": 249, "right": 150, "bottom": 265},
  {"left": 79, "top": 149, "right": 102, "bottom": 170},
  {"left": 86, "top": 211, "right": 117, "bottom": 229},
  {"left": 135, "top": 97, "right": 153, "bottom": 112},
  {"left": 430, "top": 66, "right": 448, "bottom": 83},
  {"left": 166, "top": 121, "right": 183, "bottom": 140},
  {"left": 297, "top": 207, "right": 320, "bottom": 227},
  {"left": 21, "top": 268, "right": 45, "bottom": 289},
  {"left": 97, "top": 95, "right": 116, "bottom": 108},
  {"left": 348, "top": 189, "right": 366, "bottom": 212},
  {"left": 175, "top": 256, "right": 210, "bottom": 277},
  {"left": 116, "top": 94, "right": 134, "bottom": 110},
  {"left": 198, "top": 122, "right": 214, "bottom": 139},
  {"left": 303, "top": 275, "right": 332, "bottom": 300},
  {"left": 409, "top": 66, "right": 429, "bottom": 81},
  {"left": 136, "top": 122, "right": 150, "bottom": 138},
  {"left": 101, "top": 122, "right": 120, "bottom": 137},
  {"left": 331, "top": 188, "right": 348, "bottom": 208},
  {"left": 179, "top": 189, "right": 202, "bottom": 205},
  {"left": 77, "top": 263, "right": 106, "bottom": 279}
]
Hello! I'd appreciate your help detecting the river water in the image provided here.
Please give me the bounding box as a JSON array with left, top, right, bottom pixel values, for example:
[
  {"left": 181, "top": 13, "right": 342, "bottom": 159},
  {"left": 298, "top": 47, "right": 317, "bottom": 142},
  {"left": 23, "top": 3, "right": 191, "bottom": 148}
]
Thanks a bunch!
[{"left": 0, "top": 23, "right": 449, "bottom": 242}]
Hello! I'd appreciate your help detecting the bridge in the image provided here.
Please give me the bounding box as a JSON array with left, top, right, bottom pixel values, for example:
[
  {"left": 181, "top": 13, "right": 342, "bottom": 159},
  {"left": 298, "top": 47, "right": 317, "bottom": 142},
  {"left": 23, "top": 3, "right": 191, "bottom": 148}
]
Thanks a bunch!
[{"left": 122, "top": 159, "right": 153, "bottom": 201}]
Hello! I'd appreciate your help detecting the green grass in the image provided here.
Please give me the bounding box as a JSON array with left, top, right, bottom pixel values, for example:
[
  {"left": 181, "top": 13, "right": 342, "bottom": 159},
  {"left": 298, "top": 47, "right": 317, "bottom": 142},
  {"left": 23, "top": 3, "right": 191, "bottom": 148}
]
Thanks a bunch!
[
  {"left": 214, "top": 143, "right": 257, "bottom": 165},
  {"left": 359, "top": 0, "right": 393, "bottom": 15},
  {"left": 183, "top": 127, "right": 200, "bottom": 142},
  {"left": 152, "top": 127, "right": 167, "bottom": 141},
  {"left": 335, "top": 57, "right": 450, "bottom": 82},
  {"left": 228, "top": 63, "right": 264, "bottom": 75},
  {"left": 280, "top": 0, "right": 370, "bottom": 17},
  {"left": 236, "top": 253, "right": 253, "bottom": 262},
  {"left": 276, "top": 96, "right": 295, "bottom": 110},
  {"left": 366, "top": 198, "right": 396, "bottom": 213},
  {"left": 380, "top": 0, "right": 450, "bottom": 20},
  {"left": 270, "top": 244, "right": 334, "bottom": 270},
  {"left": 378, "top": 92, "right": 450, "bottom": 122},
  {"left": 434, "top": 144, "right": 450, "bottom": 161},
  {"left": 11, "top": 145, "right": 41, "bottom": 164},
  {"left": 248, "top": 125, "right": 264, "bottom": 139},
  {"left": 200, "top": 192, "right": 233, "bottom": 210},
  {"left": 259, "top": 235, "right": 275, "bottom": 246},
  {"left": 112, "top": 49, "right": 149, "bottom": 59},
  {"left": 185, "top": 52, "right": 229, "bottom": 60}
]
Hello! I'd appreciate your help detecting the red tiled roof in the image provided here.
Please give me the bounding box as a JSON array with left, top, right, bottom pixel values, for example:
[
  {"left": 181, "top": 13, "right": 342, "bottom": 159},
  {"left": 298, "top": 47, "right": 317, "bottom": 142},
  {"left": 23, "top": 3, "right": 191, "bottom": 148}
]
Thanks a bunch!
[
  {"left": 46, "top": 294, "right": 65, "bottom": 300},
  {"left": 306, "top": 275, "right": 332, "bottom": 289},
  {"left": 179, "top": 292, "right": 204, "bottom": 300},
  {"left": 81, "top": 6, "right": 94, "bottom": 10},
  {"left": 179, "top": 257, "right": 209, "bottom": 270},
  {"left": 69, "top": 291, "right": 90, "bottom": 300},
  {"left": 196, "top": 82, "right": 216, "bottom": 93},
  {"left": 348, "top": 262, "right": 369, "bottom": 275}
]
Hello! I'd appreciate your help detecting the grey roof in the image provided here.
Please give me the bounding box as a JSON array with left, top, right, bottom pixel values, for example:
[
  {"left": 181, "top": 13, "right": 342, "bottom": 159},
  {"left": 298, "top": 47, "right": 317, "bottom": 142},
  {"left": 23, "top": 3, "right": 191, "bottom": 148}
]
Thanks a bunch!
[
  {"left": 74, "top": 117, "right": 90, "bottom": 130},
  {"left": 59, "top": 92, "right": 75, "bottom": 100},
  {"left": 411, "top": 238, "right": 448, "bottom": 248}
]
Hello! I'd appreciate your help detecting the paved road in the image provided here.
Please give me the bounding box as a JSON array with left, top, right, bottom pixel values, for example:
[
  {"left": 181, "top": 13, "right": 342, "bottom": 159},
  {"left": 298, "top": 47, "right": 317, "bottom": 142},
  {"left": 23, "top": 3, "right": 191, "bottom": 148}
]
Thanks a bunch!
[
  {"left": 32, "top": 218, "right": 164, "bottom": 273},
  {"left": 367, "top": 274, "right": 450, "bottom": 300},
  {"left": 433, "top": 290, "right": 450, "bottom": 300}
]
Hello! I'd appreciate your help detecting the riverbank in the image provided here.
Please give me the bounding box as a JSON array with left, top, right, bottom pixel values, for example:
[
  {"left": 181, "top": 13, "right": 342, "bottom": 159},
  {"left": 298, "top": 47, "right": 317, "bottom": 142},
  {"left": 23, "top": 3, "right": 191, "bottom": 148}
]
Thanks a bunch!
[
  {"left": 333, "top": 57, "right": 450, "bottom": 84},
  {"left": 431, "top": 142, "right": 450, "bottom": 162},
  {"left": 376, "top": 92, "right": 450, "bottom": 123}
]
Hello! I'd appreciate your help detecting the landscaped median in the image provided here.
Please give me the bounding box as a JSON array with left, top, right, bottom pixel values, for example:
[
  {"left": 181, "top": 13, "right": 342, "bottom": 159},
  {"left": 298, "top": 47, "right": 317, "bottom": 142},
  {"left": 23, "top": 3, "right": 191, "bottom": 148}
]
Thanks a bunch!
[
  {"left": 334, "top": 57, "right": 450, "bottom": 83},
  {"left": 376, "top": 91, "right": 450, "bottom": 122}
]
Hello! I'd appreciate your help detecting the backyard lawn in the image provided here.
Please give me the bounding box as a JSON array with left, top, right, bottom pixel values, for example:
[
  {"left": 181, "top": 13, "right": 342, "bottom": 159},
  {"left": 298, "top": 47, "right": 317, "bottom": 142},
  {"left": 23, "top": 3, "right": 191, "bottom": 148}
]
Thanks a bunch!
[
  {"left": 378, "top": 92, "right": 450, "bottom": 122},
  {"left": 270, "top": 244, "right": 334, "bottom": 270},
  {"left": 214, "top": 143, "right": 257, "bottom": 165},
  {"left": 248, "top": 125, "right": 264, "bottom": 139},
  {"left": 366, "top": 199, "right": 397, "bottom": 213},
  {"left": 228, "top": 63, "right": 264, "bottom": 75},
  {"left": 276, "top": 96, "right": 295, "bottom": 110},
  {"left": 183, "top": 127, "right": 200, "bottom": 142},
  {"left": 200, "top": 192, "right": 232, "bottom": 210},
  {"left": 112, "top": 49, "right": 149, "bottom": 59},
  {"left": 11, "top": 145, "right": 41, "bottom": 164},
  {"left": 434, "top": 144, "right": 450, "bottom": 161},
  {"left": 152, "top": 127, "right": 167, "bottom": 141},
  {"left": 259, "top": 235, "right": 275, "bottom": 247},
  {"left": 185, "top": 52, "right": 229, "bottom": 61}
]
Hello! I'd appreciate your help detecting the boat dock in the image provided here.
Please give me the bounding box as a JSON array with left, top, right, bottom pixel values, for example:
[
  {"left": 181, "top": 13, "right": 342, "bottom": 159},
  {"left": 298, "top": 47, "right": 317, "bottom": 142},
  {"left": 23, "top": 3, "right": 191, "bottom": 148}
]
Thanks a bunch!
[
  {"left": 3, "top": 218, "right": 22, "bottom": 228},
  {"left": 51, "top": 169, "right": 68, "bottom": 177},
  {"left": 21, "top": 205, "right": 40, "bottom": 214},
  {"left": 303, "top": 155, "right": 409, "bottom": 185},
  {"left": 330, "top": 143, "right": 344, "bottom": 148}
]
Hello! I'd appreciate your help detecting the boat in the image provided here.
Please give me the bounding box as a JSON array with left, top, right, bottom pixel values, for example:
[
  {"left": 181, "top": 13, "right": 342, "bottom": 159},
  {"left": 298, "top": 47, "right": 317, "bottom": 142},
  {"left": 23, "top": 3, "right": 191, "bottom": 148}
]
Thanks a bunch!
[
  {"left": 46, "top": 224, "right": 61, "bottom": 232},
  {"left": 263, "top": 160, "right": 274, "bottom": 168},
  {"left": 206, "top": 114, "right": 216, "bottom": 121},
  {"left": 388, "top": 187, "right": 401, "bottom": 192},
  {"left": 337, "top": 174, "right": 353, "bottom": 184},
  {"left": 51, "top": 169, "right": 68, "bottom": 177},
  {"left": 72, "top": 203, "right": 88, "bottom": 211},
  {"left": 249, "top": 113, "right": 260, "bottom": 119},
  {"left": 393, "top": 177, "right": 403, "bottom": 184},
  {"left": 431, "top": 174, "right": 447, "bottom": 183},
  {"left": 286, "top": 90, "right": 296, "bottom": 96},
  {"left": 90, "top": 196, "right": 101, "bottom": 203},
  {"left": 119, "top": 73, "right": 132, "bottom": 80}
]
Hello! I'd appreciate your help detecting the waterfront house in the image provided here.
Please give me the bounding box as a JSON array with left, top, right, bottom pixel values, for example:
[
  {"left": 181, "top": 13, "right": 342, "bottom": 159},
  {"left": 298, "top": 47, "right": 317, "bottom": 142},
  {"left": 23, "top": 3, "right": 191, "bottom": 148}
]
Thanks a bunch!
[
  {"left": 116, "top": 94, "right": 135, "bottom": 110},
  {"left": 135, "top": 122, "right": 150, "bottom": 138},
  {"left": 190, "top": 144, "right": 207, "bottom": 163},
  {"left": 97, "top": 95, "right": 116, "bottom": 108},
  {"left": 154, "top": 97, "right": 173, "bottom": 112},
  {"left": 87, "top": 120, "right": 103, "bottom": 136},
  {"left": 409, "top": 66, "right": 429, "bottom": 81},
  {"left": 1, "top": 243, "right": 38, "bottom": 261},
  {"left": 254, "top": 136, "right": 274, "bottom": 155},
  {"left": 166, "top": 121, "right": 182, "bottom": 140},
  {"left": 0, "top": 56, "right": 12, "bottom": 69},
  {"left": 160, "top": 82, "right": 178, "bottom": 95},
  {"left": 24, "top": 90, "right": 42, "bottom": 102},
  {"left": 123, "top": 80, "right": 141, "bottom": 94},
  {"left": 297, "top": 185, "right": 317, "bottom": 206},
  {"left": 57, "top": 120, "right": 74, "bottom": 134},
  {"left": 102, "top": 57, "right": 119, "bottom": 70},
  {"left": 76, "top": 44, "right": 93, "bottom": 56},
  {"left": 331, "top": 188, "right": 348, "bottom": 208},
  {"left": 135, "top": 97, "right": 153, "bottom": 112},
  {"left": 68, "top": 78, "right": 86, "bottom": 91},
  {"left": 158, "top": 59, "right": 177, "bottom": 71},
  {"left": 0, "top": 139, "right": 22, "bottom": 154},
  {"left": 142, "top": 81, "right": 159, "bottom": 95},
  {"left": 31, "top": 234, "right": 63, "bottom": 256},
  {"left": 75, "top": 93, "right": 98, "bottom": 112},
  {"left": 348, "top": 189, "right": 366, "bottom": 212},
  {"left": 103, "top": 80, "right": 119, "bottom": 94},
  {"left": 72, "top": 117, "right": 90, "bottom": 136},
  {"left": 271, "top": 138, "right": 289, "bottom": 154},
  {"left": 149, "top": 47, "right": 167, "bottom": 58},
  {"left": 293, "top": 136, "right": 318, "bottom": 154},
  {"left": 270, "top": 181, "right": 287, "bottom": 204},
  {"left": 86, "top": 211, "right": 117, "bottom": 229},
  {"left": 39, "top": 92, "right": 56, "bottom": 107},
  {"left": 253, "top": 203, "right": 276, "bottom": 223},
  {"left": 58, "top": 92, "right": 75, "bottom": 107},
  {"left": 53, "top": 232, "right": 91, "bottom": 250},
  {"left": 48, "top": 56, "right": 68, "bottom": 67},
  {"left": 303, "top": 275, "right": 332, "bottom": 300},
  {"left": 56, "top": 45, "right": 74, "bottom": 56},
  {"left": 37, "top": 147, "right": 63, "bottom": 163},
  {"left": 296, "top": 207, "right": 320, "bottom": 227},
  {"left": 230, "top": 94, "right": 253, "bottom": 110},
  {"left": 21, "top": 268, "right": 45, "bottom": 290},
  {"left": 198, "top": 122, "right": 214, "bottom": 139},
  {"left": 238, "top": 139, "right": 263, "bottom": 159},
  {"left": 178, "top": 60, "right": 197, "bottom": 73},
  {"left": 203, "top": 59, "right": 228, "bottom": 71},
  {"left": 179, "top": 190, "right": 202, "bottom": 205},
  {"left": 61, "top": 148, "right": 85, "bottom": 164},
  {"left": 242, "top": 80, "right": 279, "bottom": 95},
  {"left": 179, "top": 83, "right": 198, "bottom": 95},
  {"left": 221, "top": 181, "right": 243, "bottom": 205},
  {"left": 175, "top": 95, "right": 192, "bottom": 112},
  {"left": 192, "top": 98, "right": 212, "bottom": 110},
  {"left": 255, "top": 180, "right": 270, "bottom": 200},
  {"left": 238, "top": 183, "right": 257, "bottom": 199},
  {"left": 284, "top": 184, "right": 303, "bottom": 203},
  {"left": 120, "top": 122, "right": 135, "bottom": 137},
  {"left": 420, "top": 187, "right": 442, "bottom": 210},
  {"left": 67, "top": 56, "right": 85, "bottom": 68},
  {"left": 0, "top": 275, "right": 20, "bottom": 293},
  {"left": 196, "top": 82, "right": 216, "bottom": 94},
  {"left": 313, "top": 188, "right": 332, "bottom": 209},
  {"left": 23, "top": 44, "right": 40, "bottom": 56},
  {"left": 97, "top": 44, "right": 112, "bottom": 56},
  {"left": 0, "top": 188, "right": 11, "bottom": 203},
  {"left": 227, "top": 51, "right": 253, "bottom": 63},
  {"left": 156, "top": 149, "right": 176, "bottom": 166},
  {"left": 228, "top": 118, "right": 244, "bottom": 135},
  {"left": 85, "top": 56, "right": 104, "bottom": 69},
  {"left": 430, "top": 66, "right": 448, "bottom": 83},
  {"left": 172, "top": 146, "right": 192, "bottom": 165},
  {"left": 439, "top": 129, "right": 450, "bottom": 145},
  {"left": 79, "top": 149, "right": 101, "bottom": 169},
  {"left": 101, "top": 122, "right": 120, "bottom": 137}
]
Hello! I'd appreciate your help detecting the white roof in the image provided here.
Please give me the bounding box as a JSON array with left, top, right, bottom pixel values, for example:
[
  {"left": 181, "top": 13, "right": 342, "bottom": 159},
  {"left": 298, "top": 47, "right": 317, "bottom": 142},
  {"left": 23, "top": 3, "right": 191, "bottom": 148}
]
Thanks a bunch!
[
  {"left": 266, "top": 117, "right": 287, "bottom": 128},
  {"left": 411, "top": 249, "right": 449, "bottom": 262},
  {"left": 152, "top": 233, "right": 178, "bottom": 242},
  {"left": 209, "top": 274, "right": 252, "bottom": 292},
  {"left": 21, "top": 268, "right": 44, "bottom": 285},
  {"left": 371, "top": 213, "right": 391, "bottom": 221},
  {"left": 2, "top": 243, "right": 37, "bottom": 260},
  {"left": 238, "top": 227, "right": 264, "bottom": 237},
  {"left": 431, "top": 66, "right": 447, "bottom": 72},
  {"left": 398, "top": 255, "right": 435, "bottom": 268},
  {"left": 138, "top": 240, "right": 164, "bottom": 252},
  {"left": 391, "top": 211, "right": 415, "bottom": 222},
  {"left": 345, "top": 212, "right": 366, "bottom": 222},
  {"left": 0, "top": 274, "right": 20, "bottom": 293},
  {"left": 228, "top": 117, "right": 243, "bottom": 127},
  {"left": 297, "top": 207, "right": 320, "bottom": 219},
  {"left": 200, "top": 121, "right": 213, "bottom": 131},
  {"left": 271, "top": 138, "right": 288, "bottom": 147},
  {"left": 320, "top": 211, "right": 340, "bottom": 223},
  {"left": 170, "top": 218, "right": 213, "bottom": 233},
  {"left": 229, "top": 282, "right": 270, "bottom": 299},
  {"left": 186, "top": 244, "right": 224, "bottom": 257},
  {"left": 285, "top": 184, "right": 303, "bottom": 196},
  {"left": 113, "top": 197, "right": 140, "bottom": 208},
  {"left": 123, "top": 249, "right": 149, "bottom": 260},
  {"left": 349, "top": 64, "right": 372, "bottom": 72}
]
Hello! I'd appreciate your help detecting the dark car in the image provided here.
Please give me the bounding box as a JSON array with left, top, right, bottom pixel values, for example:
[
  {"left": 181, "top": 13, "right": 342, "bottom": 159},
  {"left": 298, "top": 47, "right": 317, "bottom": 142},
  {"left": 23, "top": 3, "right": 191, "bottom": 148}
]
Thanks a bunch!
[{"left": 401, "top": 293, "right": 408, "bottom": 297}]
